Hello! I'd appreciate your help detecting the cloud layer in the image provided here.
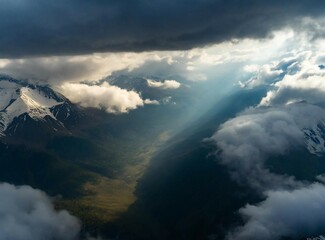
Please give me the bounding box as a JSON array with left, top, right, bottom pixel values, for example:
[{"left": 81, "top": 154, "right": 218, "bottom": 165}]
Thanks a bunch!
[
  {"left": 0, "top": 183, "right": 80, "bottom": 240},
  {"left": 1, "top": 0, "right": 325, "bottom": 57},
  {"left": 0, "top": 53, "right": 165, "bottom": 85},
  {"left": 0, "top": 31, "right": 300, "bottom": 87}
]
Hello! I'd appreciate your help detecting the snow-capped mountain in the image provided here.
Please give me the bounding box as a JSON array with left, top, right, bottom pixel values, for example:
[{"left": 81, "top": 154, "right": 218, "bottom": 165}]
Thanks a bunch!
[
  {"left": 303, "top": 121, "right": 325, "bottom": 156},
  {"left": 0, "top": 76, "right": 77, "bottom": 139}
]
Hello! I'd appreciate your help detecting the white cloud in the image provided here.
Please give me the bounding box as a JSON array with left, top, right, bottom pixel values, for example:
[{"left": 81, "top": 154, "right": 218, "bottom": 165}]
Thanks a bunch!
[
  {"left": 147, "top": 79, "right": 181, "bottom": 89},
  {"left": 60, "top": 82, "right": 149, "bottom": 113},
  {"left": 0, "top": 53, "right": 169, "bottom": 85},
  {"left": 0, "top": 183, "right": 80, "bottom": 240},
  {"left": 228, "top": 183, "right": 325, "bottom": 240},
  {"left": 210, "top": 100, "right": 325, "bottom": 189},
  {"left": 260, "top": 63, "right": 325, "bottom": 106},
  {"left": 239, "top": 51, "right": 313, "bottom": 89},
  {"left": 210, "top": 106, "right": 305, "bottom": 190},
  {"left": 240, "top": 63, "right": 283, "bottom": 88},
  {"left": 239, "top": 47, "right": 325, "bottom": 107},
  {"left": 144, "top": 99, "right": 160, "bottom": 105}
]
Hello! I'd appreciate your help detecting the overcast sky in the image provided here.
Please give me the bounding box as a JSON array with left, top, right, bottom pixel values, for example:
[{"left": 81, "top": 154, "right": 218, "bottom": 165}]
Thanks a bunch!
[{"left": 0, "top": 0, "right": 324, "bottom": 57}]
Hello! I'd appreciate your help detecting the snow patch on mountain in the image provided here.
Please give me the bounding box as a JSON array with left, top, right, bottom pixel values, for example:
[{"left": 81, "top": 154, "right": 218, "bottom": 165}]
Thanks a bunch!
[
  {"left": 303, "top": 121, "right": 325, "bottom": 156},
  {"left": 0, "top": 80, "right": 65, "bottom": 136}
]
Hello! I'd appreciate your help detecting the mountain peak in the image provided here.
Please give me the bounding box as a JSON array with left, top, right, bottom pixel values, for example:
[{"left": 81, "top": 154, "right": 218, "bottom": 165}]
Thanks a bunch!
[{"left": 0, "top": 78, "right": 74, "bottom": 138}]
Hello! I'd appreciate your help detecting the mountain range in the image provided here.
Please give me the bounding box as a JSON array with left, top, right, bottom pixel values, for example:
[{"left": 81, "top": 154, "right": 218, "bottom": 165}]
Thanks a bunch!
[{"left": 1, "top": 75, "right": 325, "bottom": 239}]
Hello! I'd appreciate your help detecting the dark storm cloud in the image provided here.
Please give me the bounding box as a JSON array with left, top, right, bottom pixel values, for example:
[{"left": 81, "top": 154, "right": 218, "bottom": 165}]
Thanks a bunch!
[{"left": 1, "top": 0, "right": 325, "bottom": 57}]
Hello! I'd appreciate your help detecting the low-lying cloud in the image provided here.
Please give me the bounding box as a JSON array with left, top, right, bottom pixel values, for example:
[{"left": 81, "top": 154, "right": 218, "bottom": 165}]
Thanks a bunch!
[
  {"left": 0, "top": 183, "right": 80, "bottom": 240},
  {"left": 210, "top": 106, "right": 305, "bottom": 190},
  {"left": 61, "top": 82, "right": 156, "bottom": 113},
  {"left": 147, "top": 79, "right": 181, "bottom": 89},
  {"left": 228, "top": 183, "right": 325, "bottom": 240}
]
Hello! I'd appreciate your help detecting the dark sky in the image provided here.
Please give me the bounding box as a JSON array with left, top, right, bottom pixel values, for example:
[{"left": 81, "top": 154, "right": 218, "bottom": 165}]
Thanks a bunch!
[{"left": 1, "top": 0, "right": 325, "bottom": 57}]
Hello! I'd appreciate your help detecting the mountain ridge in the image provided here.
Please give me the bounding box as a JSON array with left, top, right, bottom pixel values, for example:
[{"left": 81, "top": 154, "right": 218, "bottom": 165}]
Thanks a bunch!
[{"left": 0, "top": 76, "right": 78, "bottom": 139}]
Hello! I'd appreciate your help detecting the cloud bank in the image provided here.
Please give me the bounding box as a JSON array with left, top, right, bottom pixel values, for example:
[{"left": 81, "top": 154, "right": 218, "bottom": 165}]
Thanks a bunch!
[
  {"left": 1, "top": 0, "right": 325, "bottom": 57},
  {"left": 0, "top": 183, "right": 80, "bottom": 240}
]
